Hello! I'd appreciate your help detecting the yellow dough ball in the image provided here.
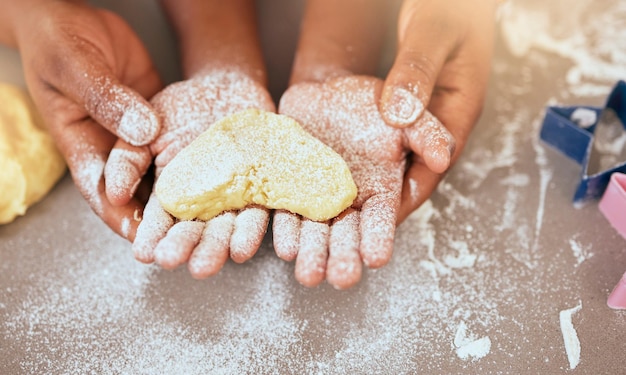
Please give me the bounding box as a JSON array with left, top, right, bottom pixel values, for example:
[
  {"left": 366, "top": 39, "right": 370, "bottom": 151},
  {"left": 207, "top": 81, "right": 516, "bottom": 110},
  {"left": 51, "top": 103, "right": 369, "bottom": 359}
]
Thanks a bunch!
[
  {"left": 156, "top": 109, "right": 357, "bottom": 222},
  {"left": 0, "top": 83, "right": 66, "bottom": 224}
]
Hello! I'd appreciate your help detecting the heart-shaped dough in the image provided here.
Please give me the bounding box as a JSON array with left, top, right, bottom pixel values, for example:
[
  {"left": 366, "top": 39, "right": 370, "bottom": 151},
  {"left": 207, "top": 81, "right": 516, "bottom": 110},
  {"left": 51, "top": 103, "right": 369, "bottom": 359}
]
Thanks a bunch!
[{"left": 155, "top": 109, "right": 357, "bottom": 222}]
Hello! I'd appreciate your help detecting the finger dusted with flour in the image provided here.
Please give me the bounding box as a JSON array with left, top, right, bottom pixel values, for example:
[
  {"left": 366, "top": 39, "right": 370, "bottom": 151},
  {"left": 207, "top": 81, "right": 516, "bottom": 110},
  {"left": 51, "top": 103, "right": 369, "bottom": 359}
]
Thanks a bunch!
[
  {"left": 19, "top": 5, "right": 162, "bottom": 146},
  {"left": 0, "top": 0, "right": 163, "bottom": 240},
  {"left": 382, "top": 0, "right": 496, "bottom": 221},
  {"left": 132, "top": 0, "right": 278, "bottom": 275}
]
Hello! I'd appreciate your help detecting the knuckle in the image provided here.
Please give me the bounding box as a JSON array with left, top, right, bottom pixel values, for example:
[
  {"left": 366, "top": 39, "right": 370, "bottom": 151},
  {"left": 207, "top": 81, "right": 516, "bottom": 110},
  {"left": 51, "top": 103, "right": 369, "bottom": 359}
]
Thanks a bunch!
[{"left": 396, "top": 49, "right": 438, "bottom": 88}]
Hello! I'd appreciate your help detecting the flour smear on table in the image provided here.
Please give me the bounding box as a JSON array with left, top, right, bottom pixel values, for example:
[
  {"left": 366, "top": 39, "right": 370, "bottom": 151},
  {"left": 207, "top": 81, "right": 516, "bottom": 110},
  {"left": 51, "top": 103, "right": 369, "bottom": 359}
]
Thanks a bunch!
[{"left": 559, "top": 302, "right": 583, "bottom": 370}]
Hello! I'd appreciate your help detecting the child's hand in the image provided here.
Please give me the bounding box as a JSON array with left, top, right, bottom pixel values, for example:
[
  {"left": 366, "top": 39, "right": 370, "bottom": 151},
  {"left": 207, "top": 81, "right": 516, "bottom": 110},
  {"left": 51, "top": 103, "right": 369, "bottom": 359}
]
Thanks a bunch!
[
  {"left": 129, "top": 70, "right": 276, "bottom": 278},
  {"left": 6, "top": 1, "right": 162, "bottom": 240},
  {"left": 380, "top": 0, "right": 497, "bottom": 221},
  {"left": 275, "top": 75, "right": 453, "bottom": 289}
]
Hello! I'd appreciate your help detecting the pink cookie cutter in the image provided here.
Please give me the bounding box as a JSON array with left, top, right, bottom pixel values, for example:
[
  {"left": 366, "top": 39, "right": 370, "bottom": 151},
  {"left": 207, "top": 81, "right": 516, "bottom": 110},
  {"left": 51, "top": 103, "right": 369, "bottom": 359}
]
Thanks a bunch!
[
  {"left": 599, "top": 173, "right": 626, "bottom": 238},
  {"left": 598, "top": 172, "right": 626, "bottom": 309}
]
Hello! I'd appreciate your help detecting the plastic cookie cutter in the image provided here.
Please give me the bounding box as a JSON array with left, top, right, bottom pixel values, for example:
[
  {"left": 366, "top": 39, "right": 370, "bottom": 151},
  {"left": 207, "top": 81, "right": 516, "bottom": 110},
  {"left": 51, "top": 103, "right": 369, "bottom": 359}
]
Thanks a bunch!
[
  {"left": 541, "top": 81, "right": 626, "bottom": 310},
  {"left": 607, "top": 271, "right": 626, "bottom": 310},
  {"left": 599, "top": 172, "right": 626, "bottom": 309},
  {"left": 599, "top": 172, "right": 626, "bottom": 239},
  {"left": 540, "top": 80, "right": 626, "bottom": 204}
]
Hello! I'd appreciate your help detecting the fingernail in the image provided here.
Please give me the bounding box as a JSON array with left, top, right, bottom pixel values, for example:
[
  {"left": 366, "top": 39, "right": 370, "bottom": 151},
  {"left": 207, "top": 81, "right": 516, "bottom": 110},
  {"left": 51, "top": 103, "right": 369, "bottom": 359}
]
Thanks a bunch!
[
  {"left": 446, "top": 138, "right": 456, "bottom": 159},
  {"left": 383, "top": 87, "right": 424, "bottom": 126},
  {"left": 119, "top": 104, "right": 159, "bottom": 146}
]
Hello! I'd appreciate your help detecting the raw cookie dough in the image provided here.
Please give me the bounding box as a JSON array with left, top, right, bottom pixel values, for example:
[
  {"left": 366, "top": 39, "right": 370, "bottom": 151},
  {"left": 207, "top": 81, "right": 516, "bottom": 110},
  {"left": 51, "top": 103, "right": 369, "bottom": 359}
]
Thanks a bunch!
[
  {"left": 0, "top": 83, "right": 66, "bottom": 224},
  {"left": 156, "top": 109, "right": 357, "bottom": 222}
]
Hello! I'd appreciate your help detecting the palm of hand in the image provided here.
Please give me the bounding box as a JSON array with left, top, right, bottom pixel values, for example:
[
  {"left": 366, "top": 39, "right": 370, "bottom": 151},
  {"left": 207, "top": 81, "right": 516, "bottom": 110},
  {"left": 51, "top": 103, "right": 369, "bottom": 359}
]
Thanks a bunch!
[
  {"left": 133, "top": 71, "right": 276, "bottom": 278},
  {"left": 276, "top": 75, "right": 454, "bottom": 289},
  {"left": 282, "top": 76, "right": 407, "bottom": 209},
  {"left": 149, "top": 72, "right": 275, "bottom": 173},
  {"left": 275, "top": 76, "right": 407, "bottom": 289}
]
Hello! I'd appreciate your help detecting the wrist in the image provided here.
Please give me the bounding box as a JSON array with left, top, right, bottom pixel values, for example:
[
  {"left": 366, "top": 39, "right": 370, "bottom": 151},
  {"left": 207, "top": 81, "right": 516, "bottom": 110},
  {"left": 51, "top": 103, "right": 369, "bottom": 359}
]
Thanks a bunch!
[
  {"left": 189, "top": 65, "right": 267, "bottom": 88},
  {"left": 161, "top": 0, "right": 267, "bottom": 86},
  {"left": 290, "top": 0, "right": 389, "bottom": 85},
  {"left": 290, "top": 55, "right": 355, "bottom": 85}
]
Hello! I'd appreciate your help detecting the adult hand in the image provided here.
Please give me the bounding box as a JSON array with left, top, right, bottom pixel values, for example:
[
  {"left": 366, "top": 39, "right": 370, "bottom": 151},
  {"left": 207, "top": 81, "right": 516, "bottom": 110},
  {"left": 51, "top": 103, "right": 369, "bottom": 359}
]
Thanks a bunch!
[
  {"left": 379, "top": 0, "right": 497, "bottom": 221},
  {"left": 275, "top": 75, "right": 454, "bottom": 289},
  {"left": 5, "top": 1, "right": 162, "bottom": 240},
  {"left": 130, "top": 70, "right": 276, "bottom": 278}
]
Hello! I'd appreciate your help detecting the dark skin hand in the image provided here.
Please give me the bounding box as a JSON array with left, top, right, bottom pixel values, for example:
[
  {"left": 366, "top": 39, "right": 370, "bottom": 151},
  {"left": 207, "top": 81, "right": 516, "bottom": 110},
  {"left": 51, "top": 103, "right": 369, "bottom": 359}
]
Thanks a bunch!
[
  {"left": 120, "top": 0, "right": 276, "bottom": 278},
  {"left": 381, "top": 0, "right": 497, "bottom": 221},
  {"left": 274, "top": 0, "right": 496, "bottom": 288},
  {"left": 130, "top": 72, "right": 275, "bottom": 277},
  {"left": 0, "top": 0, "right": 163, "bottom": 241},
  {"left": 276, "top": 76, "right": 452, "bottom": 289}
]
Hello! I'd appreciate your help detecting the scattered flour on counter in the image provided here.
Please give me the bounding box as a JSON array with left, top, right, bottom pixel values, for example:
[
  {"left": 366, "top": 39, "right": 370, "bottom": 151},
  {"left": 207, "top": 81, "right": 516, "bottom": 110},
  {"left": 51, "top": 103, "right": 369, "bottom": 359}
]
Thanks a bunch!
[
  {"left": 4, "top": 205, "right": 302, "bottom": 374},
  {"left": 443, "top": 240, "right": 477, "bottom": 269},
  {"left": 458, "top": 91, "right": 530, "bottom": 192},
  {"left": 559, "top": 302, "right": 583, "bottom": 370},
  {"left": 453, "top": 321, "right": 492, "bottom": 361},
  {"left": 4, "top": 211, "right": 155, "bottom": 328},
  {"left": 531, "top": 127, "right": 553, "bottom": 257},
  {"left": 105, "top": 258, "right": 301, "bottom": 374},
  {"left": 499, "top": 0, "right": 626, "bottom": 97},
  {"left": 415, "top": 200, "right": 452, "bottom": 277},
  {"left": 462, "top": 103, "right": 547, "bottom": 271},
  {"left": 68, "top": 151, "right": 106, "bottom": 216},
  {"left": 499, "top": 173, "right": 530, "bottom": 187},
  {"left": 569, "top": 238, "right": 594, "bottom": 267},
  {"left": 307, "top": 193, "right": 507, "bottom": 372}
]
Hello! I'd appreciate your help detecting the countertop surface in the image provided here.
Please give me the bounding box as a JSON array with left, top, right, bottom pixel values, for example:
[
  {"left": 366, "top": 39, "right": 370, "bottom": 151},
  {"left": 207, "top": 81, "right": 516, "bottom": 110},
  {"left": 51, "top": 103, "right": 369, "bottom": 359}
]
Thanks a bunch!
[{"left": 2, "top": 1, "right": 626, "bottom": 374}]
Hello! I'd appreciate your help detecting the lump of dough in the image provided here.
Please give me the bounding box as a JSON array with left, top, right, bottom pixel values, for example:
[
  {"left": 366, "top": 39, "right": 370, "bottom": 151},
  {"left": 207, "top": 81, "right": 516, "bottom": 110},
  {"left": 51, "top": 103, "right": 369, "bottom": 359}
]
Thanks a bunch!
[
  {"left": 0, "top": 83, "right": 66, "bottom": 224},
  {"left": 156, "top": 109, "right": 357, "bottom": 222}
]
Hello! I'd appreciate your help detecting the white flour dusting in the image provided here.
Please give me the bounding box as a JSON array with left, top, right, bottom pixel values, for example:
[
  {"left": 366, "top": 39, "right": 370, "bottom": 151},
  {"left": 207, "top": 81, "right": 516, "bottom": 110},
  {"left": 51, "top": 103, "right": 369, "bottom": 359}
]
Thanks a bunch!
[
  {"left": 530, "top": 130, "right": 553, "bottom": 259},
  {"left": 560, "top": 302, "right": 583, "bottom": 370},
  {"left": 499, "top": 0, "right": 626, "bottom": 97},
  {"left": 69, "top": 151, "right": 106, "bottom": 216},
  {"left": 87, "top": 75, "right": 160, "bottom": 146},
  {"left": 443, "top": 240, "right": 477, "bottom": 269},
  {"left": 568, "top": 238, "right": 594, "bottom": 267},
  {"left": 453, "top": 321, "right": 492, "bottom": 361}
]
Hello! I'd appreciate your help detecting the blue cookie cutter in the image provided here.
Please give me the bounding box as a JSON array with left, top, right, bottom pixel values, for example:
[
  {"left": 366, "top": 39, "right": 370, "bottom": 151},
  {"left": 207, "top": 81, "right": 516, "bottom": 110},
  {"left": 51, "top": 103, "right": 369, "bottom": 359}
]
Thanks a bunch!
[{"left": 540, "top": 80, "right": 626, "bottom": 204}]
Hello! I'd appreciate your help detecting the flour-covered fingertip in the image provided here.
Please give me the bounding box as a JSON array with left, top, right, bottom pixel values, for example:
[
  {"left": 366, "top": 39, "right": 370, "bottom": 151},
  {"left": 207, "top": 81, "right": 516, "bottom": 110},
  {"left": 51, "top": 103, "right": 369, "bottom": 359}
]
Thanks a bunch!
[{"left": 381, "top": 86, "right": 424, "bottom": 127}]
